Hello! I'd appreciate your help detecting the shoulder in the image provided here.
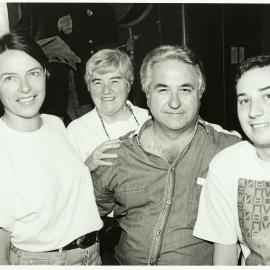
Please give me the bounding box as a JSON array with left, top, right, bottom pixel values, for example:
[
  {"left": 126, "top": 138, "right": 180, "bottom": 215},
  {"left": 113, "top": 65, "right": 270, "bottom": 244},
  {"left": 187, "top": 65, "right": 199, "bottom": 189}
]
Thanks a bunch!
[
  {"left": 127, "top": 101, "right": 150, "bottom": 124},
  {"left": 41, "top": 114, "right": 65, "bottom": 127},
  {"left": 210, "top": 141, "right": 250, "bottom": 169},
  {"left": 119, "top": 130, "right": 136, "bottom": 142},
  {"left": 200, "top": 119, "right": 242, "bottom": 147},
  {"left": 127, "top": 101, "right": 149, "bottom": 115},
  {"left": 67, "top": 110, "right": 96, "bottom": 131}
]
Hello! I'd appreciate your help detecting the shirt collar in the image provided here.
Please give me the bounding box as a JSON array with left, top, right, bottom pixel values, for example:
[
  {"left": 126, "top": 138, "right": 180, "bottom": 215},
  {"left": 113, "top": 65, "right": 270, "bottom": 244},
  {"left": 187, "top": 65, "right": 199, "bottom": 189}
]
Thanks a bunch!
[
  {"left": 130, "top": 116, "right": 209, "bottom": 139},
  {"left": 197, "top": 117, "right": 210, "bottom": 134}
]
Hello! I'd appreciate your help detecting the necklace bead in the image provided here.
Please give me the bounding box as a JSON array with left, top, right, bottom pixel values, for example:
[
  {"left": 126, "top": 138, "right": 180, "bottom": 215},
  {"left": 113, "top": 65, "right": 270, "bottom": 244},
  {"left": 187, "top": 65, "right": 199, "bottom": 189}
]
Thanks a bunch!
[{"left": 97, "top": 103, "right": 139, "bottom": 140}]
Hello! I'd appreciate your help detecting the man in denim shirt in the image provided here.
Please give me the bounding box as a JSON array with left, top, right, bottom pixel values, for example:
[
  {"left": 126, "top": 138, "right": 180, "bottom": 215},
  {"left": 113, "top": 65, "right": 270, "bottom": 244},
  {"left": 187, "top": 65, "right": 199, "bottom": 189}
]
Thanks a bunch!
[{"left": 90, "top": 45, "right": 241, "bottom": 265}]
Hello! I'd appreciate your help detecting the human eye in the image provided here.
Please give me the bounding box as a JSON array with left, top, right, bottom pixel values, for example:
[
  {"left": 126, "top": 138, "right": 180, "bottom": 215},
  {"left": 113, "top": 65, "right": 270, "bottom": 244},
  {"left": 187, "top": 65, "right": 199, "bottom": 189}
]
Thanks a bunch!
[
  {"left": 1, "top": 74, "right": 18, "bottom": 83},
  {"left": 238, "top": 97, "right": 250, "bottom": 106},
  {"left": 31, "top": 71, "right": 40, "bottom": 76},
  {"left": 3, "top": 75, "right": 16, "bottom": 82},
  {"left": 111, "top": 78, "right": 121, "bottom": 84},
  {"left": 92, "top": 79, "right": 102, "bottom": 86},
  {"left": 263, "top": 92, "right": 270, "bottom": 101},
  {"left": 181, "top": 87, "right": 192, "bottom": 94},
  {"left": 28, "top": 69, "right": 43, "bottom": 78},
  {"left": 158, "top": 89, "right": 168, "bottom": 94},
  {"left": 155, "top": 86, "right": 168, "bottom": 93}
]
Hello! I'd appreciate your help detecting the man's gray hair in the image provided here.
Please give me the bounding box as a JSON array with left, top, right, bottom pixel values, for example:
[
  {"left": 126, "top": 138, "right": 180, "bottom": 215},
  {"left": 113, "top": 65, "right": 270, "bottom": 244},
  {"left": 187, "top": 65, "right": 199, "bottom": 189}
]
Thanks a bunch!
[{"left": 140, "top": 45, "right": 206, "bottom": 94}]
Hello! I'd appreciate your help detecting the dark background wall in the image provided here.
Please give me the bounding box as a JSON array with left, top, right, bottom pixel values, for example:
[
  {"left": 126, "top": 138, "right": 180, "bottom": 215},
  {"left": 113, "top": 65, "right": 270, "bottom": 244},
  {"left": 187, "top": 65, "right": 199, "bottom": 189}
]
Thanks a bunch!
[{"left": 113, "top": 3, "right": 270, "bottom": 136}]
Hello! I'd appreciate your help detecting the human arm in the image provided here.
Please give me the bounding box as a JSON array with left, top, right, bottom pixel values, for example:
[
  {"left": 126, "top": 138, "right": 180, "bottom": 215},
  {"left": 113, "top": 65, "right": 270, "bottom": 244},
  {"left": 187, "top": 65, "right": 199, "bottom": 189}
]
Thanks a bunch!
[
  {"left": 214, "top": 243, "right": 238, "bottom": 265},
  {"left": 85, "top": 139, "right": 120, "bottom": 171},
  {"left": 92, "top": 160, "right": 117, "bottom": 216},
  {"left": 0, "top": 228, "right": 11, "bottom": 265},
  {"left": 193, "top": 153, "right": 239, "bottom": 248}
]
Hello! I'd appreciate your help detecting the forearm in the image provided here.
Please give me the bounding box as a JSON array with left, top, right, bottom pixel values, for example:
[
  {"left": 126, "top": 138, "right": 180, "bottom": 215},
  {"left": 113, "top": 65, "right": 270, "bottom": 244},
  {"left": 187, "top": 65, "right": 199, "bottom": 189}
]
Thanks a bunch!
[
  {"left": 213, "top": 243, "right": 238, "bottom": 265},
  {"left": 0, "top": 228, "right": 11, "bottom": 264}
]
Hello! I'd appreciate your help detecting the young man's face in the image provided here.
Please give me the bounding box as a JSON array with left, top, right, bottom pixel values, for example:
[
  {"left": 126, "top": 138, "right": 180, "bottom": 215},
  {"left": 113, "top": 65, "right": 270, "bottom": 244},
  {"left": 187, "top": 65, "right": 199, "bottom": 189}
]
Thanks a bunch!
[
  {"left": 237, "top": 66, "right": 270, "bottom": 150},
  {"left": 146, "top": 59, "right": 202, "bottom": 135}
]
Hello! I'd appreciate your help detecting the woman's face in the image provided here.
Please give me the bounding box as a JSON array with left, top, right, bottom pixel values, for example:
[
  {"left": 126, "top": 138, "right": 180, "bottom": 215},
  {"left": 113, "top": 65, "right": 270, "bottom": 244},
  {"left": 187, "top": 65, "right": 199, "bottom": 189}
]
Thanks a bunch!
[
  {"left": 0, "top": 50, "right": 46, "bottom": 123},
  {"left": 88, "top": 69, "right": 130, "bottom": 121}
]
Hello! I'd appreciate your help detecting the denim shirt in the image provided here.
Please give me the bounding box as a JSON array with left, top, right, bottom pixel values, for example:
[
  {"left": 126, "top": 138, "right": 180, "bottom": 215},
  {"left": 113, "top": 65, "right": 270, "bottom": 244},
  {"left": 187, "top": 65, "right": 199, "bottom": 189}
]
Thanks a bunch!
[{"left": 92, "top": 118, "right": 241, "bottom": 265}]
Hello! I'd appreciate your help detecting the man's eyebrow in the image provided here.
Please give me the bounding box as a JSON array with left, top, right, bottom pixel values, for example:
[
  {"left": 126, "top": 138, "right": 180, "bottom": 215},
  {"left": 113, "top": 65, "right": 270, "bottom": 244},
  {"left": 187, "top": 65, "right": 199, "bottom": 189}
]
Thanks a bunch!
[
  {"left": 153, "top": 83, "right": 194, "bottom": 88},
  {"left": 154, "top": 83, "right": 168, "bottom": 88},
  {"left": 181, "top": 83, "right": 195, "bottom": 89},
  {"left": 237, "top": 85, "right": 270, "bottom": 98},
  {"left": 237, "top": 92, "right": 246, "bottom": 98},
  {"left": 259, "top": 85, "right": 270, "bottom": 91},
  {"left": 110, "top": 76, "right": 122, "bottom": 80}
]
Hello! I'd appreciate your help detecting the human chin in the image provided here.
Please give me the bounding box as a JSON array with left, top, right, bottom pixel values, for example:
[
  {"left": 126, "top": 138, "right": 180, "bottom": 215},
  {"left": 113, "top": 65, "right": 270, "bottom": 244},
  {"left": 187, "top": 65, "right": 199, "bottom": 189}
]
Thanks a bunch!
[
  {"left": 159, "top": 118, "right": 187, "bottom": 131},
  {"left": 253, "top": 137, "right": 270, "bottom": 150},
  {"left": 16, "top": 95, "right": 44, "bottom": 116}
]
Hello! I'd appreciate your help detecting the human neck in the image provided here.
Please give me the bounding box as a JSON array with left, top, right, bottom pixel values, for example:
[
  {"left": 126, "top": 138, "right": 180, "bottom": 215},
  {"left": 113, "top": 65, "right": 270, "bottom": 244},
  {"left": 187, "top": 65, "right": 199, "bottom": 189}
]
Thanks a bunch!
[
  {"left": 256, "top": 147, "right": 270, "bottom": 162},
  {"left": 2, "top": 113, "right": 42, "bottom": 132},
  {"left": 140, "top": 121, "right": 197, "bottom": 162},
  {"left": 150, "top": 121, "right": 197, "bottom": 146},
  {"left": 97, "top": 104, "right": 131, "bottom": 124}
]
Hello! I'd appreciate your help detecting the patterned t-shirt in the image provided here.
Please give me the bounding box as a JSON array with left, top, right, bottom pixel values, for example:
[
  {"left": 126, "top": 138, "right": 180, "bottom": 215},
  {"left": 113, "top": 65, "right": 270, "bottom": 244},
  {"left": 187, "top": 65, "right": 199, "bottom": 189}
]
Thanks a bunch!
[{"left": 194, "top": 141, "right": 270, "bottom": 265}]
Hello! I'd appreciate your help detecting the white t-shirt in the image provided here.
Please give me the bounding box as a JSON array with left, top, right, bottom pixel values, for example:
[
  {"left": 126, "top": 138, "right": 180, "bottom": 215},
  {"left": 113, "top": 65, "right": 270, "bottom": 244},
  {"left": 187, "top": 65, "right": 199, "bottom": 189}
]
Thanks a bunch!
[
  {"left": 193, "top": 141, "right": 270, "bottom": 265},
  {"left": 67, "top": 101, "right": 150, "bottom": 161},
  {"left": 0, "top": 114, "right": 103, "bottom": 252}
]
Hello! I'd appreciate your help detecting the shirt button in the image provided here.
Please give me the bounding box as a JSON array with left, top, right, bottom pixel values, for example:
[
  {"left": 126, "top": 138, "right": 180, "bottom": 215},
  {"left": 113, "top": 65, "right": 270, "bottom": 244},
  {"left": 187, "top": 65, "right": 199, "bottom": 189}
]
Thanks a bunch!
[
  {"left": 88, "top": 39, "right": 93, "bottom": 44},
  {"left": 90, "top": 50, "right": 94, "bottom": 54},
  {"left": 166, "top": 199, "right": 171, "bottom": 205},
  {"left": 156, "top": 230, "right": 161, "bottom": 235}
]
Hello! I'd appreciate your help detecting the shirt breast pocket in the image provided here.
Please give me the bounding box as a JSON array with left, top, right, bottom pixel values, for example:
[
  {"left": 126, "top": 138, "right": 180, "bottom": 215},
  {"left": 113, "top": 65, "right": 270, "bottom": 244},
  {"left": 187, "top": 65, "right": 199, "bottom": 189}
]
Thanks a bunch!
[
  {"left": 188, "top": 177, "right": 205, "bottom": 228},
  {"left": 114, "top": 187, "right": 149, "bottom": 221}
]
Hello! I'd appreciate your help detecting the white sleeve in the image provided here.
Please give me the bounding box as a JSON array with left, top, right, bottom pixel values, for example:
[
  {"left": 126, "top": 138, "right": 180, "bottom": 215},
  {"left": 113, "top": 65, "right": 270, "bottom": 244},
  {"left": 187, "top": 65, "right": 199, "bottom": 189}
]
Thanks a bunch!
[
  {"left": 0, "top": 167, "right": 15, "bottom": 232},
  {"left": 193, "top": 159, "right": 238, "bottom": 244},
  {"left": 66, "top": 122, "right": 83, "bottom": 159}
]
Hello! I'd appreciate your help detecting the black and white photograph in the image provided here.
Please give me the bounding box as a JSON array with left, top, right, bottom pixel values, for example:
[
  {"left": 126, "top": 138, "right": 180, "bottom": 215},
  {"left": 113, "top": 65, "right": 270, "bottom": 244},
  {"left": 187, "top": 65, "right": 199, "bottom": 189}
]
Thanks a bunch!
[{"left": 0, "top": 0, "right": 270, "bottom": 267}]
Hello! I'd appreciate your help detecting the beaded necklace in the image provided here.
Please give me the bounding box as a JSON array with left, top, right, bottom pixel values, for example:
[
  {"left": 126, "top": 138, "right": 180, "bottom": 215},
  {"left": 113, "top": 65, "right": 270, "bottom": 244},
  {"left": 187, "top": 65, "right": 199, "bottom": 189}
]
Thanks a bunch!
[{"left": 97, "top": 103, "right": 140, "bottom": 139}]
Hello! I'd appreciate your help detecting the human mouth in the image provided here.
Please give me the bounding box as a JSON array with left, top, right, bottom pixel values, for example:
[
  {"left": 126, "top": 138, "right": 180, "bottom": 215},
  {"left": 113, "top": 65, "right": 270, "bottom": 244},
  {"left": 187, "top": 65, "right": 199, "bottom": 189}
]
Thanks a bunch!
[
  {"left": 17, "top": 96, "right": 36, "bottom": 104},
  {"left": 101, "top": 97, "right": 115, "bottom": 102},
  {"left": 166, "top": 111, "right": 185, "bottom": 115},
  {"left": 251, "top": 122, "right": 270, "bottom": 129}
]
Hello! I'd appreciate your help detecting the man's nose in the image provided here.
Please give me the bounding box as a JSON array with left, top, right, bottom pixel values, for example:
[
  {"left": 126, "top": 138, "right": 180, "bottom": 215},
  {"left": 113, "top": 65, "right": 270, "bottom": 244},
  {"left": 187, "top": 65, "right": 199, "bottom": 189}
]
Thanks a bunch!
[
  {"left": 249, "top": 100, "right": 263, "bottom": 118},
  {"left": 168, "top": 92, "right": 181, "bottom": 109}
]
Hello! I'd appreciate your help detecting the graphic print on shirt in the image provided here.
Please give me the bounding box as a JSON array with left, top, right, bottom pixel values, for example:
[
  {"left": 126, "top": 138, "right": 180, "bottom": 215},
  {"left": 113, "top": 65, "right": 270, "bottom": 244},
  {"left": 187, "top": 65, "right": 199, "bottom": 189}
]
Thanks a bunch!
[{"left": 238, "top": 178, "right": 270, "bottom": 265}]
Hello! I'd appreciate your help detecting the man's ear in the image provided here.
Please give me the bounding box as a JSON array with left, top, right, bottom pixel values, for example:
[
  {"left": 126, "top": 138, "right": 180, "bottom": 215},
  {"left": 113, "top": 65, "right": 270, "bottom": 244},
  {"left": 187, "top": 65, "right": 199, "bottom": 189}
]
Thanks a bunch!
[
  {"left": 126, "top": 81, "right": 132, "bottom": 94},
  {"left": 146, "top": 91, "right": 150, "bottom": 107},
  {"left": 44, "top": 68, "right": 50, "bottom": 79},
  {"left": 199, "top": 89, "right": 204, "bottom": 99}
]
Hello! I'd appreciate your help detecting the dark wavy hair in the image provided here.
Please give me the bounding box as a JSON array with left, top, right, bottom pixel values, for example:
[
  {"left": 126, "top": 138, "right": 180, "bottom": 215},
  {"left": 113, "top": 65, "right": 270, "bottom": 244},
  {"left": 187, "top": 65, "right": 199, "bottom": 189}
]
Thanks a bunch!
[
  {"left": 0, "top": 31, "right": 48, "bottom": 70},
  {"left": 0, "top": 32, "right": 48, "bottom": 115},
  {"left": 235, "top": 55, "right": 270, "bottom": 85}
]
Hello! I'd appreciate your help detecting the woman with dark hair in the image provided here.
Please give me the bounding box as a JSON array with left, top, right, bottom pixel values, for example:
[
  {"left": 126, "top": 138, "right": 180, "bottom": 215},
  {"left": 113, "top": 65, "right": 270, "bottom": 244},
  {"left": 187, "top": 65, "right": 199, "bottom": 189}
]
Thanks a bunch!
[{"left": 0, "top": 32, "right": 103, "bottom": 265}]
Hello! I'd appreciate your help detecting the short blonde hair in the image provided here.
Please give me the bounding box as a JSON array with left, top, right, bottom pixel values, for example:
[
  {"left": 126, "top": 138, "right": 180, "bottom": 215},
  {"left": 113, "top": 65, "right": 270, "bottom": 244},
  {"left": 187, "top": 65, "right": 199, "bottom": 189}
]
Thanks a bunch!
[{"left": 85, "top": 49, "right": 134, "bottom": 87}]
